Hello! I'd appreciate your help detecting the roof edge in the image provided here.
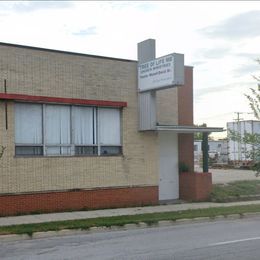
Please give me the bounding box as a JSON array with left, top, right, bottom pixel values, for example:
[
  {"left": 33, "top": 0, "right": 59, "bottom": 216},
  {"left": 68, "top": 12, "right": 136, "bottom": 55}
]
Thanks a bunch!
[{"left": 0, "top": 42, "right": 137, "bottom": 63}]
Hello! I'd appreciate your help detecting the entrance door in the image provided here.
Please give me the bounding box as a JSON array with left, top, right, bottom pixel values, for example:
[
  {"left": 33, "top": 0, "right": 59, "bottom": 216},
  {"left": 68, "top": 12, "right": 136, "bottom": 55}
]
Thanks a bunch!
[{"left": 159, "top": 132, "right": 179, "bottom": 201}]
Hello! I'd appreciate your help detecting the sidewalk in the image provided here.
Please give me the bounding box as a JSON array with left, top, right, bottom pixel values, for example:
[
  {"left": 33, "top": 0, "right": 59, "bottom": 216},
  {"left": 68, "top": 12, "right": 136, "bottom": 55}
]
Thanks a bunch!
[{"left": 1, "top": 200, "right": 260, "bottom": 227}]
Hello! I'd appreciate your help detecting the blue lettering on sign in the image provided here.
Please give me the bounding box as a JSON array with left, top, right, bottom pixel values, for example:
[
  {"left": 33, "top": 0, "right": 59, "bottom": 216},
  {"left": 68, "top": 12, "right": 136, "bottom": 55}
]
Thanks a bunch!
[
  {"left": 140, "top": 63, "right": 149, "bottom": 70},
  {"left": 156, "top": 58, "right": 165, "bottom": 66}
]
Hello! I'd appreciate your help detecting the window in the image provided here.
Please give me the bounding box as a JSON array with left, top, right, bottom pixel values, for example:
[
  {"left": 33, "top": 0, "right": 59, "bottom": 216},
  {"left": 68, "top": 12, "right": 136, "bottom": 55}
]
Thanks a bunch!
[
  {"left": 45, "top": 105, "right": 71, "bottom": 156},
  {"left": 98, "top": 108, "right": 121, "bottom": 155},
  {"left": 15, "top": 103, "right": 43, "bottom": 156},
  {"left": 73, "top": 106, "right": 97, "bottom": 155},
  {"left": 15, "top": 103, "right": 122, "bottom": 156}
]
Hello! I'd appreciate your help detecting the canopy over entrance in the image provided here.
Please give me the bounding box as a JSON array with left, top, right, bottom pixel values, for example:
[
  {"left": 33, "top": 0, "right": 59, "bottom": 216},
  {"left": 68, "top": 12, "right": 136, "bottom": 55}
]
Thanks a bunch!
[
  {"left": 156, "top": 125, "right": 223, "bottom": 133},
  {"left": 156, "top": 124, "right": 224, "bottom": 173}
]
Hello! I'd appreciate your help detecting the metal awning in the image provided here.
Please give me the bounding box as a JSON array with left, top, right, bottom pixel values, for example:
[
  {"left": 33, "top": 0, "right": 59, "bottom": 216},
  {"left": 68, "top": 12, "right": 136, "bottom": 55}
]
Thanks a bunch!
[
  {"left": 156, "top": 124, "right": 224, "bottom": 173},
  {"left": 156, "top": 125, "right": 224, "bottom": 133}
]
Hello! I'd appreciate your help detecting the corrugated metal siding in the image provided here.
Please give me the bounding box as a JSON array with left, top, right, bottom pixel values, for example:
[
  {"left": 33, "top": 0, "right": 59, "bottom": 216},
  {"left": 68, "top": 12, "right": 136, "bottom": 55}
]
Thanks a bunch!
[
  {"left": 139, "top": 91, "right": 156, "bottom": 130},
  {"left": 227, "top": 120, "right": 260, "bottom": 162}
]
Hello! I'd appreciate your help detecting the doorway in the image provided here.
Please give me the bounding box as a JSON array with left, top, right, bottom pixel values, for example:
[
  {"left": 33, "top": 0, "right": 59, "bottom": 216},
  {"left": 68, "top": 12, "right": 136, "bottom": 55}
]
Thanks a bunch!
[{"left": 159, "top": 132, "right": 179, "bottom": 201}]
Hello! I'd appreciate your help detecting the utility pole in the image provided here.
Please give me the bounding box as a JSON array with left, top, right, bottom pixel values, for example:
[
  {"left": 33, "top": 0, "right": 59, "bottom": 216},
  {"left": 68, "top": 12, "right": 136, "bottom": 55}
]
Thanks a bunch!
[
  {"left": 233, "top": 112, "right": 244, "bottom": 162},
  {"left": 233, "top": 111, "right": 253, "bottom": 122},
  {"left": 233, "top": 112, "right": 244, "bottom": 122}
]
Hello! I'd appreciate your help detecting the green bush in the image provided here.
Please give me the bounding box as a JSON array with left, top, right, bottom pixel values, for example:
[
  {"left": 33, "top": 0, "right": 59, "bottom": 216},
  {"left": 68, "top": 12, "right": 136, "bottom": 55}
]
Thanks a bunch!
[{"left": 179, "top": 162, "right": 190, "bottom": 173}]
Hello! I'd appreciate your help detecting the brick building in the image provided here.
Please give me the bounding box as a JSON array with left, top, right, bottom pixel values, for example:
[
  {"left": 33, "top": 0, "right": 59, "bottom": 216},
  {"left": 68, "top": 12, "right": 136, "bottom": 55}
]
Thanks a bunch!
[{"left": 0, "top": 40, "right": 214, "bottom": 216}]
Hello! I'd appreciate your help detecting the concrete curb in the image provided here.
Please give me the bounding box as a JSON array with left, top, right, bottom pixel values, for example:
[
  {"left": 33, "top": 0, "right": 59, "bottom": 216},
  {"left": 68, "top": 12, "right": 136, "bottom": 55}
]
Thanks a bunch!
[{"left": 1, "top": 212, "right": 260, "bottom": 242}]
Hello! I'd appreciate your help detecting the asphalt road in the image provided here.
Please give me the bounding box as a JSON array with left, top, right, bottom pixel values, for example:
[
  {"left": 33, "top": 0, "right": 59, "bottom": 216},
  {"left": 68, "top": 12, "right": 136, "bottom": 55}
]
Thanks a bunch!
[{"left": 1, "top": 216, "right": 260, "bottom": 259}]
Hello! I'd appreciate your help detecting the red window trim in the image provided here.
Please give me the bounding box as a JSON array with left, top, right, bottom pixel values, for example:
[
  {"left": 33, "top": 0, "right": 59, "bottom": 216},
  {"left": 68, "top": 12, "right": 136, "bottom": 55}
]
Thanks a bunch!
[{"left": 0, "top": 93, "right": 127, "bottom": 107}]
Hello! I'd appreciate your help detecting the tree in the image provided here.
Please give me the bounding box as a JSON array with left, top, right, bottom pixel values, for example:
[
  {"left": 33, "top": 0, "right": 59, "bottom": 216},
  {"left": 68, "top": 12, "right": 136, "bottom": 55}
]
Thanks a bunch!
[
  {"left": 194, "top": 123, "right": 214, "bottom": 140},
  {"left": 194, "top": 123, "right": 207, "bottom": 140},
  {"left": 245, "top": 66, "right": 260, "bottom": 120},
  {"left": 228, "top": 59, "right": 260, "bottom": 175}
]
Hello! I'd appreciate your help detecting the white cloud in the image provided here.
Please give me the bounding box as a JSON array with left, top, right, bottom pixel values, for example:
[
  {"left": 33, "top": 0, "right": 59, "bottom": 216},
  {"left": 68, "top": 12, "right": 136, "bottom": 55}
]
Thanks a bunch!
[
  {"left": 72, "top": 27, "right": 97, "bottom": 36},
  {"left": 0, "top": 1, "right": 72, "bottom": 13},
  {"left": 199, "top": 10, "right": 260, "bottom": 40},
  {"left": 199, "top": 47, "right": 231, "bottom": 59},
  {"left": 232, "top": 63, "right": 259, "bottom": 77}
]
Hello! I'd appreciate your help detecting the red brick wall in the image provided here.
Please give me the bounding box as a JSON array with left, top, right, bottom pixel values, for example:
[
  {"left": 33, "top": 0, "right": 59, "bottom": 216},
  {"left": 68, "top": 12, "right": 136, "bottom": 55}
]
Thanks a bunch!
[
  {"left": 178, "top": 134, "right": 194, "bottom": 172},
  {"left": 178, "top": 66, "right": 194, "bottom": 172},
  {"left": 0, "top": 186, "right": 158, "bottom": 216},
  {"left": 179, "top": 172, "right": 212, "bottom": 201},
  {"left": 178, "top": 66, "right": 193, "bottom": 126}
]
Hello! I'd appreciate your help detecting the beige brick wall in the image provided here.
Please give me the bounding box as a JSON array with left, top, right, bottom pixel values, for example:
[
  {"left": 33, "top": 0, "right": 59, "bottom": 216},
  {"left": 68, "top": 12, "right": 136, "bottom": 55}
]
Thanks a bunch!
[
  {"left": 0, "top": 44, "right": 178, "bottom": 194},
  {"left": 157, "top": 88, "right": 178, "bottom": 125}
]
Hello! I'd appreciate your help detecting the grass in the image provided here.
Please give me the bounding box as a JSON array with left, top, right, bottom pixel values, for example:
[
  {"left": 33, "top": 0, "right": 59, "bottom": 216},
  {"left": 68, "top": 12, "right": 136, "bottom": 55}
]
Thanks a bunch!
[
  {"left": 1, "top": 204, "right": 260, "bottom": 236},
  {"left": 210, "top": 180, "right": 260, "bottom": 202}
]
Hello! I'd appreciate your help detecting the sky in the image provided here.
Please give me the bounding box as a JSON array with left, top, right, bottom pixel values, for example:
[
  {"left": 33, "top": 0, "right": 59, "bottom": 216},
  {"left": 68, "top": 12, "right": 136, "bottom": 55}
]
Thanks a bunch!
[{"left": 0, "top": 1, "right": 260, "bottom": 139}]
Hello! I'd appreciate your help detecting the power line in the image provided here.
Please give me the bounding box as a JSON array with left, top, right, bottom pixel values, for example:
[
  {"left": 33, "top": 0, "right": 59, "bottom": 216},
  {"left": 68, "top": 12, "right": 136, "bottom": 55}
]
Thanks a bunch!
[
  {"left": 196, "top": 111, "right": 254, "bottom": 122},
  {"left": 196, "top": 112, "right": 234, "bottom": 120},
  {"left": 233, "top": 112, "right": 254, "bottom": 122}
]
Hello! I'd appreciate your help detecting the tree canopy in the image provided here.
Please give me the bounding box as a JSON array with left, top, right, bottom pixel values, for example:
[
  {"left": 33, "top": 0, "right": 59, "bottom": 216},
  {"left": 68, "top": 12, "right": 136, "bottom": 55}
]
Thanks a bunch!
[{"left": 229, "top": 59, "right": 260, "bottom": 175}]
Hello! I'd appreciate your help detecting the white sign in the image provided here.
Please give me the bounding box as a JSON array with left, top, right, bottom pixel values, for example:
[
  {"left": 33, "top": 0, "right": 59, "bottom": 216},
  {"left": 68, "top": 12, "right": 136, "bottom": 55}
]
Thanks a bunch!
[{"left": 138, "top": 54, "right": 174, "bottom": 92}]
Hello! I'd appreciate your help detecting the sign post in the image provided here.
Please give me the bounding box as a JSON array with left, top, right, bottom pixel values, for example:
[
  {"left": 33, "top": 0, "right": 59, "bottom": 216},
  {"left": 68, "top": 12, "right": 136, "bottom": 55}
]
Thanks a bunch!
[{"left": 137, "top": 39, "right": 184, "bottom": 131}]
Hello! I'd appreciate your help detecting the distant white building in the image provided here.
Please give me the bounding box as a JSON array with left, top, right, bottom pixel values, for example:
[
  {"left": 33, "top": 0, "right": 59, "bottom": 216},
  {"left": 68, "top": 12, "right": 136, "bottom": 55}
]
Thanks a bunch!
[{"left": 227, "top": 120, "right": 260, "bottom": 162}]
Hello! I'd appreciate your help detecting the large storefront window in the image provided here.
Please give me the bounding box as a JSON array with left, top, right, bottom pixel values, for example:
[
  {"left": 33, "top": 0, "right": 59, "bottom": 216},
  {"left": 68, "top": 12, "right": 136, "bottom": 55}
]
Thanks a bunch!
[{"left": 15, "top": 103, "right": 122, "bottom": 156}]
